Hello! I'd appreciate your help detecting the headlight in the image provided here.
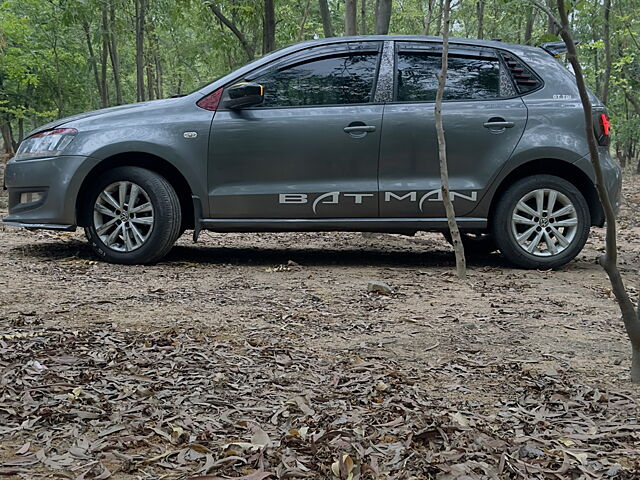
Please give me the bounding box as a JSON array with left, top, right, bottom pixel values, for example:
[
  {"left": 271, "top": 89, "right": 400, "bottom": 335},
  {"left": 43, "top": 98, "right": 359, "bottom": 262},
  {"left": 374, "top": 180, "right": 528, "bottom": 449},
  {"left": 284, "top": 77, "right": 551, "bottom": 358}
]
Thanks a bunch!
[{"left": 15, "top": 128, "right": 78, "bottom": 160}]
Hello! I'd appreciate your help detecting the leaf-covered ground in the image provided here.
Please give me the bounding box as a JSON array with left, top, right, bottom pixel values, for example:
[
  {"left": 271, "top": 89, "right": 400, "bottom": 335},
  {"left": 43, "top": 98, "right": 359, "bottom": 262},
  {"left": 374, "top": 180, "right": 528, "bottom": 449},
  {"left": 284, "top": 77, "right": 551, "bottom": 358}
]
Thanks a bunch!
[{"left": 1, "top": 168, "right": 639, "bottom": 479}]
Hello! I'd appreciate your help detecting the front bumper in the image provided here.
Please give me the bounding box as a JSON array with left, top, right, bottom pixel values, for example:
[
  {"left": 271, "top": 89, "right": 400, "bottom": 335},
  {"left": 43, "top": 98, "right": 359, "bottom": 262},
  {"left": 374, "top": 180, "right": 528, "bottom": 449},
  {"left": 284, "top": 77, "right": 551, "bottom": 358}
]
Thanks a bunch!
[{"left": 2, "top": 154, "right": 94, "bottom": 230}]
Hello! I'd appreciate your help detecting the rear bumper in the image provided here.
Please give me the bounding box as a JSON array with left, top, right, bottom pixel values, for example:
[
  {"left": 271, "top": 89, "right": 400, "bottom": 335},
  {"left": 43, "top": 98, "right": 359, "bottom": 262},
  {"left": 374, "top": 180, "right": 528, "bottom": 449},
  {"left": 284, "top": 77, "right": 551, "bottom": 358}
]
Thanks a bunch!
[
  {"left": 2, "top": 154, "right": 94, "bottom": 229},
  {"left": 573, "top": 148, "right": 623, "bottom": 225}
]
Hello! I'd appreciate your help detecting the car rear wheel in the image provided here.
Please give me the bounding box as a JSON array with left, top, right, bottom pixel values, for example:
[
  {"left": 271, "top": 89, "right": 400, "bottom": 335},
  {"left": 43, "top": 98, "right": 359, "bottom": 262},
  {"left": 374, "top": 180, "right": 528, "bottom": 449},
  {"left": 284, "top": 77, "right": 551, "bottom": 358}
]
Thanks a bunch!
[
  {"left": 84, "top": 167, "right": 182, "bottom": 264},
  {"left": 491, "top": 175, "right": 590, "bottom": 269}
]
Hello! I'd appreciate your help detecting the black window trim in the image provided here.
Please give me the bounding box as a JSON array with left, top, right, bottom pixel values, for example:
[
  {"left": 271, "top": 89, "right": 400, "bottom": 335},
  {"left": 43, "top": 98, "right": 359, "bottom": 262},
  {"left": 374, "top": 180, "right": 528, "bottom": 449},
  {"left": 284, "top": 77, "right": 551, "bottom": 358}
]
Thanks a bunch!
[
  {"left": 390, "top": 41, "right": 544, "bottom": 104},
  {"left": 217, "top": 41, "right": 384, "bottom": 111}
]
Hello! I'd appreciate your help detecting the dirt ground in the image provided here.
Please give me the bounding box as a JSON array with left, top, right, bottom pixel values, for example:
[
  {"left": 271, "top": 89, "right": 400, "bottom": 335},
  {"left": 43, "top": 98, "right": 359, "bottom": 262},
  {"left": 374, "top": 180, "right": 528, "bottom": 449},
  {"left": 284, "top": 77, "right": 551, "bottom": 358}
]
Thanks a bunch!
[{"left": 1, "top": 165, "right": 639, "bottom": 479}]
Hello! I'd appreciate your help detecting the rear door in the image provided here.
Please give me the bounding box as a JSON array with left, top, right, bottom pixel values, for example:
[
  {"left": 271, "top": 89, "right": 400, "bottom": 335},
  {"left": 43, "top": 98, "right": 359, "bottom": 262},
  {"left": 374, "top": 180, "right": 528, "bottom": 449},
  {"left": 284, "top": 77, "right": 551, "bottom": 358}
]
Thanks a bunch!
[
  {"left": 208, "top": 42, "right": 383, "bottom": 219},
  {"left": 378, "top": 42, "right": 528, "bottom": 219}
]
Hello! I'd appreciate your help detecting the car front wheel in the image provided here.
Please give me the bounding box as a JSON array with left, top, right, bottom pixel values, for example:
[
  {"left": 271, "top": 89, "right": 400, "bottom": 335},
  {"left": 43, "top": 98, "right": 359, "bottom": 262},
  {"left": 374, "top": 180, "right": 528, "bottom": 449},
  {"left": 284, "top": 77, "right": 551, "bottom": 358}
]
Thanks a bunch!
[
  {"left": 84, "top": 166, "right": 182, "bottom": 264},
  {"left": 491, "top": 175, "right": 590, "bottom": 269}
]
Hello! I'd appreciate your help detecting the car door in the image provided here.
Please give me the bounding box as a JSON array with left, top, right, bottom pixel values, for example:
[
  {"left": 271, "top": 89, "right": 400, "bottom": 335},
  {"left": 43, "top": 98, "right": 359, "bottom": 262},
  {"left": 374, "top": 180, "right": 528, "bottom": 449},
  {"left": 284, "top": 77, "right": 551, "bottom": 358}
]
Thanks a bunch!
[
  {"left": 378, "top": 42, "right": 528, "bottom": 219},
  {"left": 207, "top": 42, "right": 383, "bottom": 219}
]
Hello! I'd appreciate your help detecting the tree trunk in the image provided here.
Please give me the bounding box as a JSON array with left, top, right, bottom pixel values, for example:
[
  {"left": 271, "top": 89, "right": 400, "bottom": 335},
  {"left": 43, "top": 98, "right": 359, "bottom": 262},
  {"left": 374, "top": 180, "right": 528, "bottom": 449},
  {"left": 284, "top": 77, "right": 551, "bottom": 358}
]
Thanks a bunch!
[
  {"left": 552, "top": 0, "right": 640, "bottom": 382},
  {"left": 375, "top": 0, "right": 392, "bottom": 35},
  {"left": 319, "top": 0, "right": 334, "bottom": 37},
  {"left": 601, "top": 0, "right": 612, "bottom": 105},
  {"left": 135, "top": 0, "right": 146, "bottom": 102},
  {"left": 435, "top": 0, "right": 444, "bottom": 36},
  {"left": 422, "top": 0, "right": 434, "bottom": 35},
  {"left": 209, "top": 4, "right": 255, "bottom": 60},
  {"left": 434, "top": 0, "right": 466, "bottom": 280},
  {"left": 345, "top": 0, "right": 358, "bottom": 35},
  {"left": 476, "top": 0, "right": 485, "bottom": 39},
  {"left": 524, "top": 6, "right": 534, "bottom": 44},
  {"left": 263, "top": 0, "right": 276, "bottom": 54},
  {"left": 297, "top": 0, "right": 312, "bottom": 41},
  {"left": 146, "top": 59, "right": 154, "bottom": 101},
  {"left": 1, "top": 121, "right": 16, "bottom": 156},
  {"left": 100, "top": 4, "right": 109, "bottom": 108},
  {"left": 360, "top": 0, "right": 367, "bottom": 35},
  {"left": 17, "top": 118, "right": 24, "bottom": 144},
  {"left": 632, "top": 346, "right": 640, "bottom": 383},
  {"left": 82, "top": 21, "right": 103, "bottom": 105},
  {"left": 155, "top": 52, "right": 163, "bottom": 99},
  {"left": 546, "top": 0, "right": 558, "bottom": 35},
  {"left": 108, "top": 2, "right": 123, "bottom": 105}
]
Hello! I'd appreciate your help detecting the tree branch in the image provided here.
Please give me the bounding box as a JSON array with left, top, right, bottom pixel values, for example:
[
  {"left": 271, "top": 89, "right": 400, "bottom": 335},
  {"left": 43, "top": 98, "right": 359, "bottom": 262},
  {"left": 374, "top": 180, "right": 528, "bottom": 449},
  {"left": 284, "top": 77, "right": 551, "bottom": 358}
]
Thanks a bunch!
[
  {"left": 434, "top": 0, "right": 466, "bottom": 279},
  {"left": 527, "top": 0, "right": 562, "bottom": 31},
  {"left": 554, "top": 0, "right": 640, "bottom": 366},
  {"left": 208, "top": 3, "right": 255, "bottom": 61}
]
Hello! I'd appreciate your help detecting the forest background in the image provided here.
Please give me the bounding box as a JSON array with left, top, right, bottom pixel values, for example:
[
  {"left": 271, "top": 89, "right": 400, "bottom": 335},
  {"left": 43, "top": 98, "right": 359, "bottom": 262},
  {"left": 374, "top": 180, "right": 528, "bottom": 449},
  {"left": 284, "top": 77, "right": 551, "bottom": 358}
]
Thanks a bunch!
[{"left": 0, "top": 0, "right": 638, "bottom": 169}]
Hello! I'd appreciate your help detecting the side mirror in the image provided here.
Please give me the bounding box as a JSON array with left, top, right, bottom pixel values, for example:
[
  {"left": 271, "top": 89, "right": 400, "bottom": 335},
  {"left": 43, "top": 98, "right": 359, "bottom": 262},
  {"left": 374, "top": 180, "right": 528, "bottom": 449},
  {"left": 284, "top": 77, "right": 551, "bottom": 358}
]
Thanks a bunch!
[{"left": 223, "top": 82, "right": 264, "bottom": 109}]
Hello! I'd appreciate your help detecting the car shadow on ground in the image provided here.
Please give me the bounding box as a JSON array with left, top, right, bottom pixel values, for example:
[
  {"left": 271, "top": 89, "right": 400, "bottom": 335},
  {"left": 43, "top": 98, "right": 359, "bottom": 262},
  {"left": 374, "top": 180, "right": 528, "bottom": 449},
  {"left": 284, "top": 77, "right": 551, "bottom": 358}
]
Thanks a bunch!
[{"left": 14, "top": 236, "right": 522, "bottom": 269}]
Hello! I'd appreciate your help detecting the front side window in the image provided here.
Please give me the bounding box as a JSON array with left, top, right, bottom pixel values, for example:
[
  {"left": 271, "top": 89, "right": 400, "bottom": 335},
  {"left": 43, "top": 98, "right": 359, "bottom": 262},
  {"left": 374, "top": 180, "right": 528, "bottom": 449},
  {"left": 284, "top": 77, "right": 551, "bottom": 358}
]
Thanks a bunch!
[
  {"left": 255, "top": 54, "right": 379, "bottom": 108},
  {"left": 396, "top": 52, "right": 502, "bottom": 102}
]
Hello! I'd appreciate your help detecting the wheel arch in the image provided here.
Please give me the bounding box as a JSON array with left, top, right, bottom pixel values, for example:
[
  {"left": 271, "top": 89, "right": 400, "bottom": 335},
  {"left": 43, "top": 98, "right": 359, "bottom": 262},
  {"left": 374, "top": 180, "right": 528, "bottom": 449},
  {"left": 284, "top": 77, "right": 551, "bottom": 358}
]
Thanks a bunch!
[
  {"left": 488, "top": 159, "right": 604, "bottom": 228},
  {"left": 75, "top": 152, "right": 194, "bottom": 229}
]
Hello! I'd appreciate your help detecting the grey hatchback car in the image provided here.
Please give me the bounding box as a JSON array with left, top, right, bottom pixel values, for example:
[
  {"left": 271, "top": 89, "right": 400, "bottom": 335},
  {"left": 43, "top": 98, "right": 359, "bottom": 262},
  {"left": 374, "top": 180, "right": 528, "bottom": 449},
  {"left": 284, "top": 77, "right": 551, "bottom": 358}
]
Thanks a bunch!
[{"left": 3, "top": 36, "right": 622, "bottom": 268}]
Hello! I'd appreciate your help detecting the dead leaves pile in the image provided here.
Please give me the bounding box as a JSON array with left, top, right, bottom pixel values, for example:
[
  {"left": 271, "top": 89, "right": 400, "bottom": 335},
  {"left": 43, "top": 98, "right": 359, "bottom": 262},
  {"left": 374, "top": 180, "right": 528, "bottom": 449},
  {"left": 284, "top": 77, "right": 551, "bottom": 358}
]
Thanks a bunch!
[{"left": 1, "top": 321, "right": 639, "bottom": 479}]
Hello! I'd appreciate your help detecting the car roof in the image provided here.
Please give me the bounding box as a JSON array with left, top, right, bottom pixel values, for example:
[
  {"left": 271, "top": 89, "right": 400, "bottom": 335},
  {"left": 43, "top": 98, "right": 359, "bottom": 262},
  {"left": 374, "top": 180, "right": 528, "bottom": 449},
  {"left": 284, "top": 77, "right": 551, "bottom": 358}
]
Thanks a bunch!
[{"left": 287, "top": 35, "right": 540, "bottom": 54}]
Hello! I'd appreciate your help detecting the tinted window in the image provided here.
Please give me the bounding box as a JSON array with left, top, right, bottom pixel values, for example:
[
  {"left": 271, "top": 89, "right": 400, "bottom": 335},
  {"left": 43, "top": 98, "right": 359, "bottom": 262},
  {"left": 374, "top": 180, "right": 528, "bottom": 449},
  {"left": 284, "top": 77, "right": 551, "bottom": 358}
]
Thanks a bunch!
[
  {"left": 397, "top": 53, "right": 501, "bottom": 102},
  {"left": 256, "top": 54, "right": 378, "bottom": 107}
]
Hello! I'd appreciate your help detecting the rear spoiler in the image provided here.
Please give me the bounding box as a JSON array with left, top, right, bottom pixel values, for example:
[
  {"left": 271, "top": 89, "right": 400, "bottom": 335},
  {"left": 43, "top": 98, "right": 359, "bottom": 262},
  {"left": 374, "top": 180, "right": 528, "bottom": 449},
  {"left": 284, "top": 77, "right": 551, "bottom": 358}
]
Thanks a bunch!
[{"left": 539, "top": 40, "right": 581, "bottom": 58}]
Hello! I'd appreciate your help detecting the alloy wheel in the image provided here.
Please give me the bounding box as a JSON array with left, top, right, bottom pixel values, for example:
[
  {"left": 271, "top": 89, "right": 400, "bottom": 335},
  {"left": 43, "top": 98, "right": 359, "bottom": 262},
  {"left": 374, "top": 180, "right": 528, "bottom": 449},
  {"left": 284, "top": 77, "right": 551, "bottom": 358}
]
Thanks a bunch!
[
  {"left": 93, "top": 181, "right": 155, "bottom": 252},
  {"left": 510, "top": 188, "right": 579, "bottom": 257}
]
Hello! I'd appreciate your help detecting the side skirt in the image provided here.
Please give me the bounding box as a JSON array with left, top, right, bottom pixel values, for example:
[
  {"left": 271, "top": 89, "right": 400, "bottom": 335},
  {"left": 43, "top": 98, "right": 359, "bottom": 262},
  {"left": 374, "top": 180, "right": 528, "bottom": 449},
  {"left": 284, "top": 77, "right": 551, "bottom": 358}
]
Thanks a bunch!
[{"left": 199, "top": 217, "right": 488, "bottom": 233}]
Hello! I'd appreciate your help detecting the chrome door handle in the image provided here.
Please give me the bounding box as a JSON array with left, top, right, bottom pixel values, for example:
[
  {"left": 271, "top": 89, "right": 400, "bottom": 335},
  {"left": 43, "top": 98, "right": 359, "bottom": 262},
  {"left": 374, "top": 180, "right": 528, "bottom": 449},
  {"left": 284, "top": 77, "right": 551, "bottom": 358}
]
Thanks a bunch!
[
  {"left": 344, "top": 125, "right": 376, "bottom": 133},
  {"left": 483, "top": 121, "right": 515, "bottom": 129}
]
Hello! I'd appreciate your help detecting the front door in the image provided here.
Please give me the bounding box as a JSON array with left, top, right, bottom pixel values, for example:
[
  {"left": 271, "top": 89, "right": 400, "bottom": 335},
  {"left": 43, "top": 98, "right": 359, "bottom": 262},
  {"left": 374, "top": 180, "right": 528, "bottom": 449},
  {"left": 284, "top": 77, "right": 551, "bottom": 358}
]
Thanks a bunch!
[
  {"left": 208, "top": 43, "right": 383, "bottom": 219},
  {"left": 378, "top": 42, "right": 528, "bottom": 219}
]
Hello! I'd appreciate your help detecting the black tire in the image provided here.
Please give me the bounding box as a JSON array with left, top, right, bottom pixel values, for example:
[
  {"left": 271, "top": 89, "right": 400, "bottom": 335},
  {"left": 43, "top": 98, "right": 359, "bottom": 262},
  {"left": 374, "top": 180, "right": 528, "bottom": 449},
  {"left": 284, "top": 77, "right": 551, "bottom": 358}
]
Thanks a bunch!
[
  {"left": 442, "top": 231, "right": 498, "bottom": 255},
  {"left": 491, "top": 175, "right": 590, "bottom": 269},
  {"left": 84, "top": 166, "right": 182, "bottom": 264}
]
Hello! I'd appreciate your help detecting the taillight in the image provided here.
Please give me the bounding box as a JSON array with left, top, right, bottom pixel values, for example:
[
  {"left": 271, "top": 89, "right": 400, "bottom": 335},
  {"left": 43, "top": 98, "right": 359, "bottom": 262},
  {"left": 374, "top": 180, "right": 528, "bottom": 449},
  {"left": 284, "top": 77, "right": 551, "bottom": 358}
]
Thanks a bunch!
[
  {"left": 196, "top": 88, "right": 223, "bottom": 111},
  {"left": 594, "top": 112, "right": 611, "bottom": 146},
  {"left": 600, "top": 113, "right": 611, "bottom": 136}
]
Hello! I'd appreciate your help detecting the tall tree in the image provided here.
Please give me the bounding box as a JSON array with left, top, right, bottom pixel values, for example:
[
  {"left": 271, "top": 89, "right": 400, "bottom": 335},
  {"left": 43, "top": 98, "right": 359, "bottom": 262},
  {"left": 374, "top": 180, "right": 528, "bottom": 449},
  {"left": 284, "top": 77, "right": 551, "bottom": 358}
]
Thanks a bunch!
[
  {"left": 107, "top": 1, "right": 123, "bottom": 105},
  {"left": 318, "top": 0, "right": 334, "bottom": 37},
  {"left": 476, "top": 0, "right": 485, "bottom": 39},
  {"left": 360, "top": 0, "right": 367, "bottom": 35},
  {"left": 523, "top": 5, "right": 534, "bottom": 44},
  {"left": 82, "top": 20, "right": 103, "bottom": 105},
  {"left": 345, "top": 0, "right": 357, "bottom": 35},
  {"left": 601, "top": 0, "right": 612, "bottom": 105},
  {"left": 100, "top": 3, "right": 109, "bottom": 108},
  {"left": 375, "top": 0, "right": 392, "bottom": 34},
  {"left": 422, "top": 0, "right": 434, "bottom": 35},
  {"left": 434, "top": 0, "right": 466, "bottom": 279},
  {"left": 263, "top": 0, "right": 276, "bottom": 54},
  {"left": 135, "top": 0, "right": 146, "bottom": 102},
  {"left": 297, "top": 0, "right": 312, "bottom": 40}
]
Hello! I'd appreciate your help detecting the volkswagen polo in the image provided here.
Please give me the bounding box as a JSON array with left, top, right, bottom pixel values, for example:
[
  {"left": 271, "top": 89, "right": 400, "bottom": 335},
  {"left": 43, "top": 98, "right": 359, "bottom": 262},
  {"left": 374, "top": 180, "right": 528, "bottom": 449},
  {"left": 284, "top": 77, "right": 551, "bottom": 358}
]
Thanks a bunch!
[{"left": 2, "top": 36, "right": 622, "bottom": 268}]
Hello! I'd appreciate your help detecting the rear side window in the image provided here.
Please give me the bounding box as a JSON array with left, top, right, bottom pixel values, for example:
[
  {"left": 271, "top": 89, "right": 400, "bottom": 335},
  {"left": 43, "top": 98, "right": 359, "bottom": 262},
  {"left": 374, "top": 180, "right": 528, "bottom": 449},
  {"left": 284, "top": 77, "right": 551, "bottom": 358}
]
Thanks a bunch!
[
  {"left": 499, "top": 52, "right": 543, "bottom": 94},
  {"left": 255, "top": 54, "right": 379, "bottom": 107},
  {"left": 397, "top": 53, "right": 502, "bottom": 102}
]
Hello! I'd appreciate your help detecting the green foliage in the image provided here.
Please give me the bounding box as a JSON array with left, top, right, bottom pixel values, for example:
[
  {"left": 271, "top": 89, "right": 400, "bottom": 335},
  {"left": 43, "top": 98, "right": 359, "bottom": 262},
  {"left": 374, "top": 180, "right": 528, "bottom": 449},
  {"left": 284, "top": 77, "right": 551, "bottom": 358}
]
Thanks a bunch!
[{"left": 0, "top": 0, "right": 638, "bottom": 160}]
